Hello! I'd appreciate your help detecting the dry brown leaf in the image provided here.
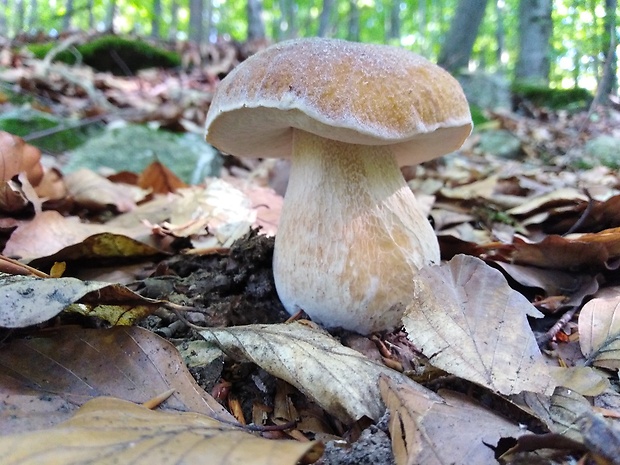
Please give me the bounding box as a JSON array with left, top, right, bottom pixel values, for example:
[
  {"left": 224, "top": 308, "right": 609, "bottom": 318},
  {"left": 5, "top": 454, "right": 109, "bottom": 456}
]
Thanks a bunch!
[
  {"left": 0, "top": 131, "right": 43, "bottom": 186},
  {"left": 0, "top": 397, "right": 323, "bottom": 465},
  {"left": 199, "top": 321, "right": 430, "bottom": 423},
  {"left": 0, "top": 178, "right": 31, "bottom": 213},
  {"left": 549, "top": 386, "right": 592, "bottom": 441},
  {"left": 33, "top": 167, "right": 67, "bottom": 201},
  {"left": 0, "top": 326, "right": 235, "bottom": 434},
  {"left": 440, "top": 174, "right": 499, "bottom": 200},
  {"left": 2, "top": 210, "right": 158, "bottom": 262},
  {"left": 506, "top": 187, "right": 587, "bottom": 216},
  {"left": 379, "top": 376, "right": 526, "bottom": 465},
  {"left": 65, "top": 168, "right": 147, "bottom": 212},
  {"left": 138, "top": 160, "right": 188, "bottom": 193},
  {"left": 579, "top": 287, "right": 620, "bottom": 371},
  {"left": 404, "top": 255, "right": 555, "bottom": 396}
]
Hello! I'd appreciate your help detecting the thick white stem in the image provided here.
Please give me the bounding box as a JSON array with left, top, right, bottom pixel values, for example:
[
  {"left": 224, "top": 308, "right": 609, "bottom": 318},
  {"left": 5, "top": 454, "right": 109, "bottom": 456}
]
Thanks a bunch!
[{"left": 273, "top": 129, "right": 440, "bottom": 333}]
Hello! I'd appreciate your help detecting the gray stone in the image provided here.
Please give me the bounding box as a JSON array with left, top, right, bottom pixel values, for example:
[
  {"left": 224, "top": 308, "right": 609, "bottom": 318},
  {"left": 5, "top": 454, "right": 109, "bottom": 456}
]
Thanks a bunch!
[
  {"left": 583, "top": 135, "right": 620, "bottom": 169},
  {"left": 64, "top": 123, "right": 222, "bottom": 183},
  {"left": 458, "top": 71, "right": 511, "bottom": 110},
  {"left": 477, "top": 129, "right": 523, "bottom": 159}
]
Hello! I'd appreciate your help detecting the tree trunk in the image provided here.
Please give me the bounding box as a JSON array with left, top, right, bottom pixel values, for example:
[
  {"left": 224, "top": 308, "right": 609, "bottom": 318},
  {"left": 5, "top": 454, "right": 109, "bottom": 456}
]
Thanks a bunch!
[
  {"left": 63, "top": 0, "right": 74, "bottom": 30},
  {"left": 87, "top": 0, "right": 94, "bottom": 29},
  {"left": 247, "top": 0, "right": 266, "bottom": 40},
  {"left": 105, "top": 0, "right": 116, "bottom": 32},
  {"left": 28, "top": 0, "right": 37, "bottom": 30},
  {"left": 278, "top": 0, "right": 296, "bottom": 39},
  {"left": 515, "top": 0, "right": 552, "bottom": 84},
  {"left": 317, "top": 0, "right": 335, "bottom": 37},
  {"left": 169, "top": 0, "right": 179, "bottom": 39},
  {"left": 15, "top": 0, "right": 25, "bottom": 33},
  {"left": 597, "top": 0, "right": 618, "bottom": 101},
  {"left": 151, "top": 0, "right": 161, "bottom": 38},
  {"left": 189, "top": 0, "right": 204, "bottom": 43},
  {"left": 495, "top": 0, "right": 505, "bottom": 65},
  {"left": 347, "top": 0, "right": 360, "bottom": 42},
  {"left": 386, "top": 0, "right": 400, "bottom": 41},
  {"left": 438, "top": 0, "right": 489, "bottom": 73},
  {"left": 0, "top": 0, "right": 8, "bottom": 37}
]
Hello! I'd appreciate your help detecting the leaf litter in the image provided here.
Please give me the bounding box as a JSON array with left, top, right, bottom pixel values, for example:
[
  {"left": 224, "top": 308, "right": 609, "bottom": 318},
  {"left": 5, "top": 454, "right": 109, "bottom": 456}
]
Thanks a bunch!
[{"left": 1, "top": 34, "right": 620, "bottom": 464}]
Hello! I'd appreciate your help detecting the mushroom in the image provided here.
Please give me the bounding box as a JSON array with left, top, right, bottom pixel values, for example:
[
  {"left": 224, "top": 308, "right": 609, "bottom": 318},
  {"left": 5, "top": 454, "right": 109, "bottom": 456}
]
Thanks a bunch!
[{"left": 205, "top": 38, "right": 471, "bottom": 334}]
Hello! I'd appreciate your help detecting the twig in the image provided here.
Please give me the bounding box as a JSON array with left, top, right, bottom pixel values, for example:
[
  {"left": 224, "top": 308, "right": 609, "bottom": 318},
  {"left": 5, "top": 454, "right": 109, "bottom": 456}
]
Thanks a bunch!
[
  {"left": 537, "top": 306, "right": 579, "bottom": 346},
  {"left": 563, "top": 189, "right": 594, "bottom": 236},
  {"left": 22, "top": 113, "right": 109, "bottom": 143}
]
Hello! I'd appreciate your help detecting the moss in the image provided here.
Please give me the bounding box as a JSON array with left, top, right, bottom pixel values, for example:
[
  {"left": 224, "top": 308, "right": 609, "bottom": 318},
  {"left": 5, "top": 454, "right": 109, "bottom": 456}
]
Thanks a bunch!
[
  {"left": 27, "top": 35, "right": 181, "bottom": 75},
  {"left": 511, "top": 82, "right": 592, "bottom": 110},
  {"left": 0, "top": 108, "right": 98, "bottom": 152}
]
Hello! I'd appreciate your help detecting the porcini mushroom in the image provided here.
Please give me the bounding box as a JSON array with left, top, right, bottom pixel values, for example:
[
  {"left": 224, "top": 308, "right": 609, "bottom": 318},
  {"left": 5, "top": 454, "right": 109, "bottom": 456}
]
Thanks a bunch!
[{"left": 205, "top": 38, "right": 472, "bottom": 334}]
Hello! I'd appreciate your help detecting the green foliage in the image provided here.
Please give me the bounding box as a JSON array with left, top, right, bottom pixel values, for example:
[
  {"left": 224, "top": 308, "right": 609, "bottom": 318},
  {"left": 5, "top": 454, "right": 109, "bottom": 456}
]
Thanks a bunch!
[
  {"left": 469, "top": 105, "right": 489, "bottom": 126},
  {"left": 511, "top": 82, "right": 593, "bottom": 110},
  {"left": 27, "top": 35, "right": 181, "bottom": 75}
]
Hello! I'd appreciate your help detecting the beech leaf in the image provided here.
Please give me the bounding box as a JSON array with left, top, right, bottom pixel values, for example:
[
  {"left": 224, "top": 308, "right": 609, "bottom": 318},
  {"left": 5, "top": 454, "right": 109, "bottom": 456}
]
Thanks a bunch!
[
  {"left": 0, "top": 397, "right": 323, "bottom": 465},
  {"left": 579, "top": 287, "right": 620, "bottom": 370},
  {"left": 199, "top": 322, "right": 431, "bottom": 423},
  {"left": 404, "top": 255, "right": 555, "bottom": 396}
]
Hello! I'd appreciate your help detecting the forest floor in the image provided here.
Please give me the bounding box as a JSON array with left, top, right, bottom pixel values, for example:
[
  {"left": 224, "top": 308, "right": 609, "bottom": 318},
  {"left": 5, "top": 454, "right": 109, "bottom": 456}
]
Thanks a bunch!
[{"left": 0, "top": 34, "right": 619, "bottom": 465}]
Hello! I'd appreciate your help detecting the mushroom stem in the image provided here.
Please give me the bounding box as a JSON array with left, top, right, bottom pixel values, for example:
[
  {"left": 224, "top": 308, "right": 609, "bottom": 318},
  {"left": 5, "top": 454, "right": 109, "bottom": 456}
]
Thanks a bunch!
[{"left": 273, "top": 129, "right": 440, "bottom": 334}]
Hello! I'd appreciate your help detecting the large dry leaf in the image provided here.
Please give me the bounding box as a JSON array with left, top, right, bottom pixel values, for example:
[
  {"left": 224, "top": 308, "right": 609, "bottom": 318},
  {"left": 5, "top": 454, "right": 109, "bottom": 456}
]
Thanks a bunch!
[
  {"left": 404, "top": 255, "right": 555, "bottom": 396},
  {"left": 0, "top": 326, "right": 235, "bottom": 434},
  {"left": 579, "top": 287, "right": 620, "bottom": 370},
  {"left": 0, "top": 273, "right": 161, "bottom": 327},
  {"left": 380, "top": 376, "right": 526, "bottom": 465},
  {"left": 199, "top": 322, "right": 431, "bottom": 423},
  {"left": 0, "top": 397, "right": 323, "bottom": 465},
  {"left": 2, "top": 210, "right": 157, "bottom": 262}
]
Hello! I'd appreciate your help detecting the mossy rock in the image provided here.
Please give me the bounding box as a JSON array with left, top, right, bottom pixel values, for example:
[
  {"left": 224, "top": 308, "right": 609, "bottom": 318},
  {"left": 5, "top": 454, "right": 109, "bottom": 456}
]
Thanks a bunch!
[
  {"left": 580, "top": 135, "right": 620, "bottom": 169},
  {"left": 0, "top": 108, "right": 98, "bottom": 152},
  {"left": 27, "top": 35, "right": 181, "bottom": 75},
  {"left": 511, "top": 82, "right": 592, "bottom": 111},
  {"left": 64, "top": 124, "right": 222, "bottom": 183}
]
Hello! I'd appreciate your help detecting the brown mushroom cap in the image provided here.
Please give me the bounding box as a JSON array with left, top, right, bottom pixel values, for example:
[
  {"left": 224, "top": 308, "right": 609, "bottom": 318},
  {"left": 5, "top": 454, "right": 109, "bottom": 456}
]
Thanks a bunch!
[{"left": 205, "top": 37, "right": 472, "bottom": 166}]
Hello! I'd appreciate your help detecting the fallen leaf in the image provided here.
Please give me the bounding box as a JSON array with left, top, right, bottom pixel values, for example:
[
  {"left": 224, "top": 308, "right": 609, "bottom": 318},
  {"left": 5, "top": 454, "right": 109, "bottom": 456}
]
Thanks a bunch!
[
  {"left": 404, "top": 255, "right": 555, "bottom": 396},
  {"left": 138, "top": 160, "right": 188, "bottom": 193},
  {"left": 380, "top": 376, "right": 526, "bottom": 465},
  {"left": 3, "top": 210, "right": 158, "bottom": 262},
  {"left": 0, "top": 397, "right": 323, "bottom": 465},
  {"left": 65, "top": 168, "right": 146, "bottom": 212},
  {"left": 579, "top": 287, "right": 620, "bottom": 370},
  {"left": 0, "top": 273, "right": 160, "bottom": 327},
  {"left": 550, "top": 366, "right": 610, "bottom": 397},
  {"left": 0, "top": 131, "right": 43, "bottom": 186},
  {"left": 199, "top": 321, "right": 430, "bottom": 423},
  {"left": 0, "top": 326, "right": 235, "bottom": 434}
]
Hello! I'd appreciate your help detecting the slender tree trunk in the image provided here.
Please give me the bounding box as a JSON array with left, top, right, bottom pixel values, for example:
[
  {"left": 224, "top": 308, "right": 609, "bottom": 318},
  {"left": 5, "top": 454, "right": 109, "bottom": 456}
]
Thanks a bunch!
[
  {"left": 386, "top": 0, "right": 400, "bottom": 41},
  {"left": 515, "top": 0, "right": 552, "bottom": 84},
  {"left": 347, "top": 0, "right": 360, "bottom": 41},
  {"left": 0, "top": 0, "right": 7, "bottom": 36},
  {"left": 105, "top": 0, "right": 116, "bottom": 32},
  {"left": 438, "top": 0, "right": 489, "bottom": 73},
  {"left": 495, "top": 0, "right": 505, "bottom": 65},
  {"left": 247, "top": 0, "right": 266, "bottom": 40},
  {"left": 151, "top": 0, "right": 161, "bottom": 38},
  {"left": 278, "top": 0, "right": 296, "bottom": 39},
  {"left": 63, "top": 0, "right": 74, "bottom": 30},
  {"left": 317, "top": 0, "right": 334, "bottom": 37},
  {"left": 189, "top": 0, "right": 204, "bottom": 43},
  {"left": 15, "top": 0, "right": 25, "bottom": 33},
  {"left": 597, "top": 0, "right": 618, "bottom": 101},
  {"left": 169, "top": 0, "right": 179, "bottom": 39},
  {"left": 87, "top": 0, "right": 94, "bottom": 29},
  {"left": 27, "top": 0, "right": 37, "bottom": 30}
]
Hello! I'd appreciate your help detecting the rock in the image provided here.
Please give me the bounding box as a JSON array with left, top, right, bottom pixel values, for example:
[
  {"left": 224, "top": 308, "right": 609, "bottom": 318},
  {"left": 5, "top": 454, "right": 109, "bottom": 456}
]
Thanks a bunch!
[
  {"left": 583, "top": 135, "right": 620, "bottom": 169},
  {"left": 477, "top": 129, "right": 523, "bottom": 159},
  {"left": 458, "top": 71, "right": 511, "bottom": 110},
  {"left": 64, "top": 123, "right": 222, "bottom": 183}
]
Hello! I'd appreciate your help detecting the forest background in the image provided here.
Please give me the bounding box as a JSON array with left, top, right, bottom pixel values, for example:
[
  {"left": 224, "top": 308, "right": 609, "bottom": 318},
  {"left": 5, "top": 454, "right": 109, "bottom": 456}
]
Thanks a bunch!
[{"left": 0, "top": 0, "right": 618, "bottom": 103}]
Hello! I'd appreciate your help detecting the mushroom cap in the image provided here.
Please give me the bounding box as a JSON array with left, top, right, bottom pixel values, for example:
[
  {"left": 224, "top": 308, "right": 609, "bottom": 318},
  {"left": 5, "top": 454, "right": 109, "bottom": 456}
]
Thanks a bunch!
[{"left": 205, "top": 38, "right": 472, "bottom": 166}]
